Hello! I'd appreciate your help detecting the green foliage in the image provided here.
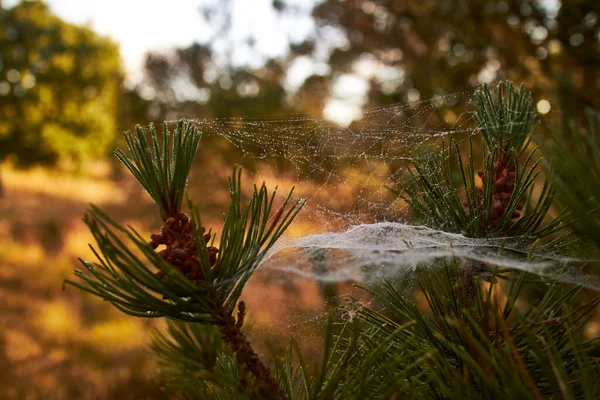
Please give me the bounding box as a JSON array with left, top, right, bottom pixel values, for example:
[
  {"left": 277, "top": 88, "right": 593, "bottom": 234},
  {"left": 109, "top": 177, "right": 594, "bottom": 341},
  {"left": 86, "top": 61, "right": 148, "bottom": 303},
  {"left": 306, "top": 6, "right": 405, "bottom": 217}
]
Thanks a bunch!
[{"left": 0, "top": 0, "right": 122, "bottom": 167}]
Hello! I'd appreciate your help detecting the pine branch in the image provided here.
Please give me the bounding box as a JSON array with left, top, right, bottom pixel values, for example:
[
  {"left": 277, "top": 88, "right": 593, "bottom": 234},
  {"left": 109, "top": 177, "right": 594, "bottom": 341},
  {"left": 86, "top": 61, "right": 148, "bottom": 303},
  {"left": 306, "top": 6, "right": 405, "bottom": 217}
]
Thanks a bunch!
[
  {"left": 66, "top": 121, "right": 304, "bottom": 399},
  {"left": 391, "top": 82, "right": 563, "bottom": 240}
]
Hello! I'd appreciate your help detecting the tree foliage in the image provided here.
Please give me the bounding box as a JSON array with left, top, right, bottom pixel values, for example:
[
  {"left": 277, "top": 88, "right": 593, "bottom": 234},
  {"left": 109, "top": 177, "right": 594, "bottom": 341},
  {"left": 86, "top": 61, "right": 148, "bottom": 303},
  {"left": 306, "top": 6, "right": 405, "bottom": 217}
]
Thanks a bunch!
[
  {"left": 0, "top": 0, "right": 122, "bottom": 168},
  {"left": 129, "top": 0, "right": 600, "bottom": 131},
  {"left": 306, "top": 0, "right": 600, "bottom": 111}
]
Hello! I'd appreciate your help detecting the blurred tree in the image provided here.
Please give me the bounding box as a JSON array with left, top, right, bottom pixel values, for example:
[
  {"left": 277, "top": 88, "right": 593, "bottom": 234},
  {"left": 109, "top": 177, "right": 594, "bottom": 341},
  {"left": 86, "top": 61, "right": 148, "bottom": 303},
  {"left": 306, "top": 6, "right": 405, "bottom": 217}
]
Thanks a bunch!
[
  {"left": 0, "top": 0, "right": 123, "bottom": 189},
  {"left": 134, "top": 0, "right": 600, "bottom": 140},
  {"left": 135, "top": 45, "right": 292, "bottom": 122},
  {"left": 302, "top": 0, "right": 600, "bottom": 110}
]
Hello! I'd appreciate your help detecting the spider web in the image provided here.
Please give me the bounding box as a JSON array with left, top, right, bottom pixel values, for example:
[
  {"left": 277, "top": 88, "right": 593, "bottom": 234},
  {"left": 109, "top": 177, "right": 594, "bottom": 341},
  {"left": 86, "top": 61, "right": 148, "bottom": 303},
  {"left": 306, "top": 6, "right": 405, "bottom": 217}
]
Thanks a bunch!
[{"left": 174, "top": 90, "right": 599, "bottom": 291}]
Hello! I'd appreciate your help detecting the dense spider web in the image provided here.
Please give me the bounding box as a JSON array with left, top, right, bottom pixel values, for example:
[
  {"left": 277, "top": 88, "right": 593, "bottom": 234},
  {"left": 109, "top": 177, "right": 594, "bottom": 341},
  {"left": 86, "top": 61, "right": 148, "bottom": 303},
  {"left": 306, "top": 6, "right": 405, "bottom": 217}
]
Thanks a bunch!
[{"left": 171, "top": 90, "right": 598, "bottom": 291}]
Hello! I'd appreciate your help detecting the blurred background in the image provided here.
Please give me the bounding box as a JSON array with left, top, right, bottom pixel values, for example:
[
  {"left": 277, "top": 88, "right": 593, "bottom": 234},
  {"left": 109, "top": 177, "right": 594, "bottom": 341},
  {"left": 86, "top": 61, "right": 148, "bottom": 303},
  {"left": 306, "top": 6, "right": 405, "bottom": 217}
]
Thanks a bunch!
[{"left": 0, "top": 0, "right": 599, "bottom": 398}]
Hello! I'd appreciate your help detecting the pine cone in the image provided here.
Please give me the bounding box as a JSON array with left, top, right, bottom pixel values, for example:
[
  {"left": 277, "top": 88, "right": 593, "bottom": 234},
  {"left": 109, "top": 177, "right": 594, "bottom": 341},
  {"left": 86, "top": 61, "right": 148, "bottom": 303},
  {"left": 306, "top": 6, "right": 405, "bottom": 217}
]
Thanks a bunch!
[
  {"left": 467, "top": 155, "right": 523, "bottom": 233},
  {"left": 149, "top": 212, "right": 219, "bottom": 282}
]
